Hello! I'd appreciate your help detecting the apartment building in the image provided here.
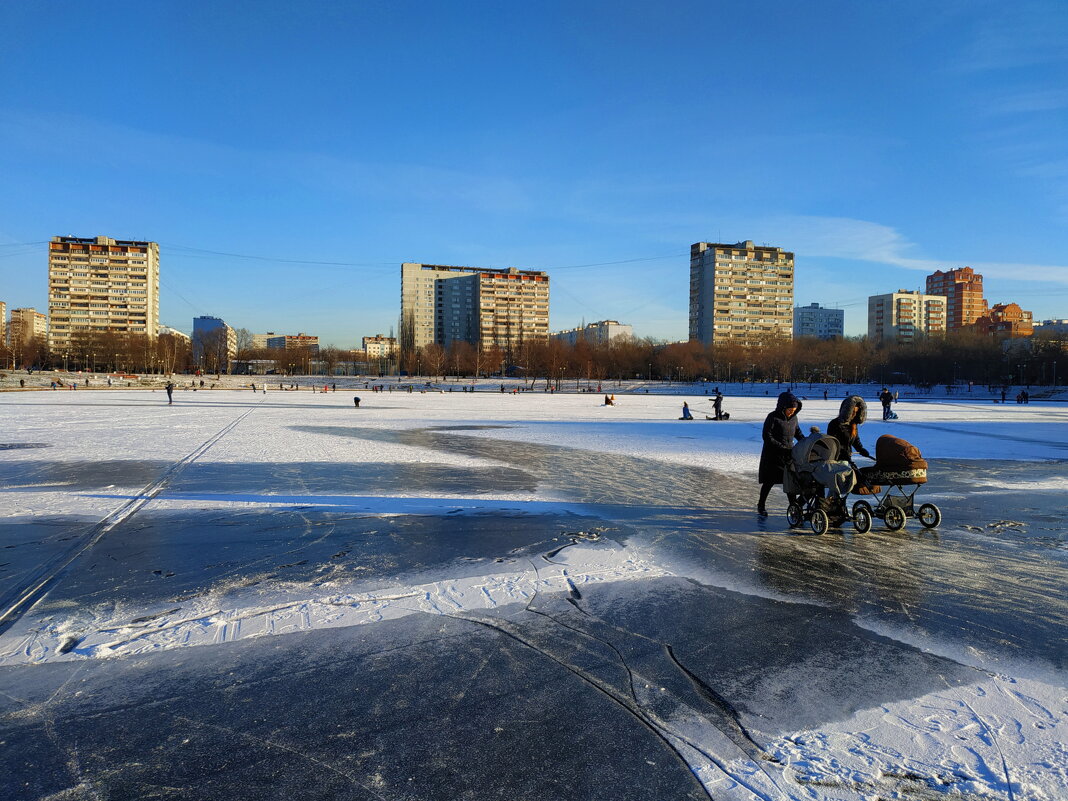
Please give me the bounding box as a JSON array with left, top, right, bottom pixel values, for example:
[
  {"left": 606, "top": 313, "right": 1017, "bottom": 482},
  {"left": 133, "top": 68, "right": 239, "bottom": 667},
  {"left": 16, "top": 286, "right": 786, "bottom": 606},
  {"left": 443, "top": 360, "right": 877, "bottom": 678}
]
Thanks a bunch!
[
  {"left": 975, "top": 303, "right": 1034, "bottom": 338},
  {"left": 793, "top": 303, "right": 844, "bottom": 340},
  {"left": 400, "top": 262, "right": 550, "bottom": 352},
  {"left": 689, "top": 241, "right": 794, "bottom": 346},
  {"left": 925, "top": 267, "right": 988, "bottom": 330},
  {"left": 363, "top": 334, "right": 398, "bottom": 358},
  {"left": 0, "top": 301, "right": 6, "bottom": 346},
  {"left": 252, "top": 332, "right": 277, "bottom": 349},
  {"left": 47, "top": 235, "right": 160, "bottom": 351},
  {"left": 266, "top": 333, "right": 319, "bottom": 353},
  {"left": 158, "top": 324, "right": 191, "bottom": 342},
  {"left": 9, "top": 307, "right": 48, "bottom": 345},
  {"left": 192, "top": 316, "right": 237, "bottom": 370},
  {"left": 867, "top": 290, "right": 947, "bottom": 344},
  {"left": 551, "top": 320, "right": 633, "bottom": 346}
]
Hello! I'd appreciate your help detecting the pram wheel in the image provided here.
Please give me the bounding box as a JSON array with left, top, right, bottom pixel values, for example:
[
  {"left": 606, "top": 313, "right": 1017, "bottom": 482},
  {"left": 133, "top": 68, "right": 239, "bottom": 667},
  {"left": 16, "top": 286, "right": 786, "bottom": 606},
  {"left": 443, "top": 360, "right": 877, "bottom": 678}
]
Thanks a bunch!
[
  {"left": 786, "top": 503, "right": 803, "bottom": 528},
  {"left": 884, "top": 506, "right": 906, "bottom": 531},
  {"left": 851, "top": 500, "right": 873, "bottom": 520},
  {"left": 810, "top": 509, "right": 829, "bottom": 535},
  {"left": 918, "top": 503, "right": 941, "bottom": 529},
  {"left": 853, "top": 504, "right": 873, "bottom": 534}
]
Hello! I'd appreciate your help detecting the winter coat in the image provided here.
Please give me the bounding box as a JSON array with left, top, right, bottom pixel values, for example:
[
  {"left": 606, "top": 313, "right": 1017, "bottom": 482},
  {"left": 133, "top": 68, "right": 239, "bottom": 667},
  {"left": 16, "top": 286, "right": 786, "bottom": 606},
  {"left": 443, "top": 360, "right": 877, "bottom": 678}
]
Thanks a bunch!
[
  {"left": 758, "top": 391, "right": 804, "bottom": 484},
  {"left": 879, "top": 389, "right": 893, "bottom": 407},
  {"left": 827, "top": 395, "right": 870, "bottom": 460}
]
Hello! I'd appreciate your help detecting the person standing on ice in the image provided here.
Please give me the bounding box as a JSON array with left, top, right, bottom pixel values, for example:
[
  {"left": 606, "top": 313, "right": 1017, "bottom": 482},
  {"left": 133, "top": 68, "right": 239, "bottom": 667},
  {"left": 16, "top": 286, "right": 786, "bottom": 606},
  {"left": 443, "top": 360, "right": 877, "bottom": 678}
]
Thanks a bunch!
[
  {"left": 879, "top": 387, "right": 894, "bottom": 420},
  {"left": 827, "top": 395, "right": 871, "bottom": 462},
  {"left": 757, "top": 391, "right": 804, "bottom": 516},
  {"left": 165, "top": 381, "right": 175, "bottom": 405},
  {"left": 713, "top": 390, "right": 725, "bottom": 420}
]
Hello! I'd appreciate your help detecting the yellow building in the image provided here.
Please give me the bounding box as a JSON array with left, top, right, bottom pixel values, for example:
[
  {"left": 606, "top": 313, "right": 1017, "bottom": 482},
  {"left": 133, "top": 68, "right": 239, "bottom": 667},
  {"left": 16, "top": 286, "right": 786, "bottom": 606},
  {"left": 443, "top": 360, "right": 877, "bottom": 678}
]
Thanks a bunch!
[{"left": 47, "top": 235, "right": 160, "bottom": 351}]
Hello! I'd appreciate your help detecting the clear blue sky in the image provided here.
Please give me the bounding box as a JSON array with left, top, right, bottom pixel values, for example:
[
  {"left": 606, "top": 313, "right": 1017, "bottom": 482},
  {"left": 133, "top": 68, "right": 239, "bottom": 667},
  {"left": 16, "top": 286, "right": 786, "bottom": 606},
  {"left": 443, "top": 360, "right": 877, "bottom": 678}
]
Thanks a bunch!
[{"left": 2, "top": 0, "right": 1066, "bottom": 344}]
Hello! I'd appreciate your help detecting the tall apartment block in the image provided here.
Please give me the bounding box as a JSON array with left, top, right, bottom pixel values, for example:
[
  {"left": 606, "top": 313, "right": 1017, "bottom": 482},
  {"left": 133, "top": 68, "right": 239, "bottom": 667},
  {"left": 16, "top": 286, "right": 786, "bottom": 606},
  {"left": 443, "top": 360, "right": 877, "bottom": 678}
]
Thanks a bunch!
[
  {"left": 793, "top": 303, "right": 844, "bottom": 340},
  {"left": 925, "top": 267, "right": 988, "bottom": 330},
  {"left": 48, "top": 235, "right": 160, "bottom": 351},
  {"left": 867, "top": 290, "right": 947, "bottom": 344},
  {"left": 400, "top": 263, "right": 549, "bottom": 352},
  {"left": 0, "top": 301, "right": 6, "bottom": 346},
  {"left": 192, "top": 316, "right": 237, "bottom": 369},
  {"left": 688, "top": 241, "right": 794, "bottom": 346},
  {"left": 266, "top": 333, "right": 319, "bottom": 353},
  {"left": 550, "top": 320, "right": 633, "bottom": 346},
  {"left": 9, "top": 307, "right": 48, "bottom": 345}
]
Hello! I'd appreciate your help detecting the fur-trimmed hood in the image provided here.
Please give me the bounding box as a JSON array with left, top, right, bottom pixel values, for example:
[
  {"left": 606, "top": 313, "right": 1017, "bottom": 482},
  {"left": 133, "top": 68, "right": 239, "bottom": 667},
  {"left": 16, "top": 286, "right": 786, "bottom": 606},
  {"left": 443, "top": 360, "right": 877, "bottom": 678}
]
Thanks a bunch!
[
  {"left": 837, "top": 395, "right": 867, "bottom": 425},
  {"left": 775, "top": 391, "right": 802, "bottom": 415}
]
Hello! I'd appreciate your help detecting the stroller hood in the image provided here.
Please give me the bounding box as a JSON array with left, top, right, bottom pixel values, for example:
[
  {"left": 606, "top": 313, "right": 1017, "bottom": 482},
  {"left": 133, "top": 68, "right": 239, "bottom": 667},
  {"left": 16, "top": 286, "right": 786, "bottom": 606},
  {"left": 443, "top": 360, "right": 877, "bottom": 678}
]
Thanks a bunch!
[
  {"left": 837, "top": 395, "right": 867, "bottom": 425},
  {"left": 792, "top": 428, "right": 841, "bottom": 467}
]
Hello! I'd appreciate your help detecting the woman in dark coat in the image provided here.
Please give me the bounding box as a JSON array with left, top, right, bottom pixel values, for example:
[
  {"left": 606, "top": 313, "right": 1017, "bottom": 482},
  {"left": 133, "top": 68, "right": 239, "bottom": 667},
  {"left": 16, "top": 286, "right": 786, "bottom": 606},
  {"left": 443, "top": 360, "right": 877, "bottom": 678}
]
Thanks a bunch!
[
  {"left": 827, "top": 395, "right": 872, "bottom": 461},
  {"left": 757, "top": 391, "right": 804, "bottom": 515}
]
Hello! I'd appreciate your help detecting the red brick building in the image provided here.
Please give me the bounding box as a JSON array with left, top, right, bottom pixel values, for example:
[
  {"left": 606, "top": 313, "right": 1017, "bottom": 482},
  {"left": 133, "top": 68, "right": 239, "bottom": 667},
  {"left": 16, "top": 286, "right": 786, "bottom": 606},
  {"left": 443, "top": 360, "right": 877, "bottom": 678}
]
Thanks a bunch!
[
  {"left": 975, "top": 303, "right": 1034, "bottom": 338},
  {"left": 925, "top": 267, "right": 988, "bottom": 330}
]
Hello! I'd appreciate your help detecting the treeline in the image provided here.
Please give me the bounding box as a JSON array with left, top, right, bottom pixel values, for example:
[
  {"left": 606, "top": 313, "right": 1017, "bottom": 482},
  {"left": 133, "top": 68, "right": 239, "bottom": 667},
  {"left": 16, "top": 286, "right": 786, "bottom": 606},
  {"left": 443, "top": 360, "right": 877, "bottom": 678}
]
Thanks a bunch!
[{"left": 4, "top": 329, "right": 1065, "bottom": 387}]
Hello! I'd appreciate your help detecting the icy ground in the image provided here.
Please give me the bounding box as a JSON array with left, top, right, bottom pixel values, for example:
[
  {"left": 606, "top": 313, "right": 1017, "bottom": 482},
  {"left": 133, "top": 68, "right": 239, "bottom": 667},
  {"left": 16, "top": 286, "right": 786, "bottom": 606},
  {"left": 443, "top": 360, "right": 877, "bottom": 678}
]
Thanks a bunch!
[{"left": 0, "top": 387, "right": 1065, "bottom": 800}]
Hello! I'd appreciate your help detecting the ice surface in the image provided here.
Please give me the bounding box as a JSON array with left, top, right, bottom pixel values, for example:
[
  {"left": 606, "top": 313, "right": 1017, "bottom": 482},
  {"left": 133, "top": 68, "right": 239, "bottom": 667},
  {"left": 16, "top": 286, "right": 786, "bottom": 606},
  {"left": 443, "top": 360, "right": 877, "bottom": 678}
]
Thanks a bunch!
[{"left": 1, "top": 388, "right": 1065, "bottom": 799}]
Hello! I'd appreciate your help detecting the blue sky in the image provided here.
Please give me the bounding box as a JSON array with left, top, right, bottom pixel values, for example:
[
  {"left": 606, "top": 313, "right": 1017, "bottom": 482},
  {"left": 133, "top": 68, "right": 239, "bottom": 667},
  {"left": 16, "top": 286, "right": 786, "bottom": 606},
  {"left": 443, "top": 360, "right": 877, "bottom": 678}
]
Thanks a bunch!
[{"left": 2, "top": 0, "right": 1066, "bottom": 345}]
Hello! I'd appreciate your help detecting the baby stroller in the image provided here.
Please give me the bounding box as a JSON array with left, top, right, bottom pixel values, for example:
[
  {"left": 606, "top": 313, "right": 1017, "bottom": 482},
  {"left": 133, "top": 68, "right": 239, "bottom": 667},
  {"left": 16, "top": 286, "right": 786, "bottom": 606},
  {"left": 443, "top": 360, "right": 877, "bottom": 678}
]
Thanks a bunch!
[
  {"left": 851, "top": 435, "right": 941, "bottom": 530},
  {"left": 784, "top": 428, "right": 874, "bottom": 535}
]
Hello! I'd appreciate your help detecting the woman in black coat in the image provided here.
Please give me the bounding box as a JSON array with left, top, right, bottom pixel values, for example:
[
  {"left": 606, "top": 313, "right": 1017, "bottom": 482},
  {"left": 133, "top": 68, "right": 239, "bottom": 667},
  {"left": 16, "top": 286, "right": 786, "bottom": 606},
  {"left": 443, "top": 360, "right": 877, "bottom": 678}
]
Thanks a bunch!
[
  {"left": 757, "top": 391, "right": 805, "bottom": 515},
  {"left": 827, "top": 395, "right": 872, "bottom": 461}
]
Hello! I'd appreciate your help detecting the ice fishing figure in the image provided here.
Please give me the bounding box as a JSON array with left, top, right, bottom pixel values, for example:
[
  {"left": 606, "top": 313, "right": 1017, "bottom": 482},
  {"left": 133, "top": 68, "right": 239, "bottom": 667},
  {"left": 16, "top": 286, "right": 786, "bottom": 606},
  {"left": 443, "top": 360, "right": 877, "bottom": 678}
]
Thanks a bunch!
[{"left": 354, "top": 396, "right": 361, "bottom": 408}]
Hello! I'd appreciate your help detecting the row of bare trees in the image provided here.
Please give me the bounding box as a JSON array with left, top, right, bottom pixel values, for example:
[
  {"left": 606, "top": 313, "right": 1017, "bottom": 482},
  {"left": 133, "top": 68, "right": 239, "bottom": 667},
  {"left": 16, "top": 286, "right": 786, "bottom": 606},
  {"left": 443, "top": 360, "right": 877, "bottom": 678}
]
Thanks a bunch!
[{"left": 4, "top": 328, "right": 1065, "bottom": 386}]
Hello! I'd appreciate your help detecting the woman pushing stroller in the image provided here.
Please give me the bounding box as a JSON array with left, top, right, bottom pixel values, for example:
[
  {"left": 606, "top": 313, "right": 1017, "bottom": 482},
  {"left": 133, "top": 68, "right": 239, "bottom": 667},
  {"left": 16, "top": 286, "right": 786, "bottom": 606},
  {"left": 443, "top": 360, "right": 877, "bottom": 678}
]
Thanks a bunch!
[
  {"left": 757, "top": 391, "right": 805, "bottom": 516},
  {"left": 827, "top": 395, "right": 872, "bottom": 464}
]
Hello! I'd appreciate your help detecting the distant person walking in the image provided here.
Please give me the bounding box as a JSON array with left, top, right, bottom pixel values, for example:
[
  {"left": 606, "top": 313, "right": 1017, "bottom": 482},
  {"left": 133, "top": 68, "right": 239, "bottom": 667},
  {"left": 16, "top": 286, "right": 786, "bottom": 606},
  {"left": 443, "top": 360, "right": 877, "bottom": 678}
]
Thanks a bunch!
[
  {"left": 879, "top": 387, "right": 894, "bottom": 420},
  {"left": 165, "top": 381, "right": 174, "bottom": 405},
  {"left": 757, "top": 391, "right": 804, "bottom": 516}
]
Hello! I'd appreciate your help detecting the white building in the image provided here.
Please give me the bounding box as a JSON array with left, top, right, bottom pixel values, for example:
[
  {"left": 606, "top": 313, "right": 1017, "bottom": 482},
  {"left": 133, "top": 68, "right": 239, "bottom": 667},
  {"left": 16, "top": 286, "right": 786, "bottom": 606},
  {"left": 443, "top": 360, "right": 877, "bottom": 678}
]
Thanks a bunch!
[
  {"left": 689, "top": 241, "right": 794, "bottom": 346},
  {"left": 157, "top": 324, "right": 190, "bottom": 342},
  {"left": 363, "top": 334, "right": 397, "bottom": 358},
  {"left": 793, "top": 303, "right": 844, "bottom": 340},
  {"left": 867, "top": 290, "right": 947, "bottom": 345},
  {"left": 550, "top": 320, "right": 633, "bottom": 346}
]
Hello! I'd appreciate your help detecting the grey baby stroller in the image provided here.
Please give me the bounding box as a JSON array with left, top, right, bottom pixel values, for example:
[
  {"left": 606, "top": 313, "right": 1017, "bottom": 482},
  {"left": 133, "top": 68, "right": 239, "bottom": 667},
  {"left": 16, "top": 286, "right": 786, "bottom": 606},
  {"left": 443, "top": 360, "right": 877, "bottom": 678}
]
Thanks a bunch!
[{"left": 784, "top": 428, "right": 874, "bottom": 535}]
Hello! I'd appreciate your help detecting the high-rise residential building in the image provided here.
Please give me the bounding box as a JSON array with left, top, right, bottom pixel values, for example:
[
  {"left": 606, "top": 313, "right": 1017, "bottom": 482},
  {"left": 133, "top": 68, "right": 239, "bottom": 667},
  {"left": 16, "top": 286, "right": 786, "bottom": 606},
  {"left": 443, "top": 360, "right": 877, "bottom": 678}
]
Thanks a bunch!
[
  {"left": 363, "top": 334, "right": 398, "bottom": 358},
  {"left": 9, "top": 307, "right": 48, "bottom": 345},
  {"left": 793, "top": 303, "right": 844, "bottom": 340},
  {"left": 0, "top": 301, "right": 6, "bottom": 346},
  {"left": 925, "top": 267, "right": 988, "bottom": 331},
  {"left": 192, "top": 316, "right": 237, "bottom": 370},
  {"left": 400, "top": 262, "right": 550, "bottom": 353},
  {"left": 974, "top": 303, "right": 1034, "bottom": 338},
  {"left": 47, "top": 235, "right": 160, "bottom": 352},
  {"left": 252, "top": 332, "right": 277, "bottom": 349},
  {"left": 688, "top": 241, "right": 794, "bottom": 346},
  {"left": 266, "top": 333, "right": 319, "bottom": 353},
  {"left": 550, "top": 320, "right": 633, "bottom": 346},
  {"left": 867, "top": 290, "right": 947, "bottom": 344}
]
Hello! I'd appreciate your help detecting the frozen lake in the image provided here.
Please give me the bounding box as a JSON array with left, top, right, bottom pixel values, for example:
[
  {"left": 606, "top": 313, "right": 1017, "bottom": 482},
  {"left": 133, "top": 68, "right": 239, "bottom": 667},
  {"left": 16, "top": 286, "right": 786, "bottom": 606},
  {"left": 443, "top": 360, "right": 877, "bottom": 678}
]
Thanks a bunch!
[{"left": 1, "top": 387, "right": 1065, "bottom": 799}]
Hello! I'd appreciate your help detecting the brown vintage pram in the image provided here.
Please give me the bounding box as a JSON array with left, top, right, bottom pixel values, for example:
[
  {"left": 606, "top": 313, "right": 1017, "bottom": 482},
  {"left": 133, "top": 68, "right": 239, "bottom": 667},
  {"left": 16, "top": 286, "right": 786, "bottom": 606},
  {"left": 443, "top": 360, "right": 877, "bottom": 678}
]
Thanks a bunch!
[{"left": 850, "top": 435, "right": 942, "bottom": 531}]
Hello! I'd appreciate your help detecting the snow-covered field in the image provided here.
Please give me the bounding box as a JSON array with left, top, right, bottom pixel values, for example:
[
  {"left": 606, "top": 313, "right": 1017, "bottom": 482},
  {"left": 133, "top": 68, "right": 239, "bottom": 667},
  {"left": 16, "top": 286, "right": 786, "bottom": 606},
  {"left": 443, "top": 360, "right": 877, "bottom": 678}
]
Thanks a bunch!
[{"left": 1, "top": 387, "right": 1065, "bottom": 800}]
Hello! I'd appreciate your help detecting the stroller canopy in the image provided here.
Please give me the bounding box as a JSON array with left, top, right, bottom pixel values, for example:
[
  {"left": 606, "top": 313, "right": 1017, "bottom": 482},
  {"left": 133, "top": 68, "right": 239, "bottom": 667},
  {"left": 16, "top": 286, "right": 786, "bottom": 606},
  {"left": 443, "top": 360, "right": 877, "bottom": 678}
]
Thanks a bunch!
[{"left": 792, "top": 430, "right": 842, "bottom": 468}]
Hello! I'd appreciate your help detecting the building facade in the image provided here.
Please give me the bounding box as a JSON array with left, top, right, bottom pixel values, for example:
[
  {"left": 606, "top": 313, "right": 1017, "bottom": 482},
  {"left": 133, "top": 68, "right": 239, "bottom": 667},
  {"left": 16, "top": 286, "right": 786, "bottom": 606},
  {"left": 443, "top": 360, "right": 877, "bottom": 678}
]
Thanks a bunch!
[
  {"left": 47, "top": 235, "right": 160, "bottom": 352},
  {"left": 9, "top": 307, "right": 48, "bottom": 345},
  {"left": 867, "top": 290, "right": 947, "bottom": 344},
  {"left": 0, "top": 301, "right": 6, "bottom": 346},
  {"left": 266, "top": 333, "right": 319, "bottom": 353},
  {"left": 793, "top": 303, "right": 844, "bottom": 340},
  {"left": 925, "top": 267, "right": 988, "bottom": 330},
  {"left": 689, "top": 241, "right": 794, "bottom": 346},
  {"left": 192, "top": 316, "right": 237, "bottom": 371},
  {"left": 251, "top": 332, "right": 277, "bottom": 349},
  {"left": 157, "top": 324, "right": 191, "bottom": 343},
  {"left": 550, "top": 320, "right": 633, "bottom": 346},
  {"left": 363, "top": 334, "right": 398, "bottom": 358},
  {"left": 400, "top": 262, "right": 550, "bottom": 353},
  {"left": 975, "top": 303, "right": 1034, "bottom": 338}
]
